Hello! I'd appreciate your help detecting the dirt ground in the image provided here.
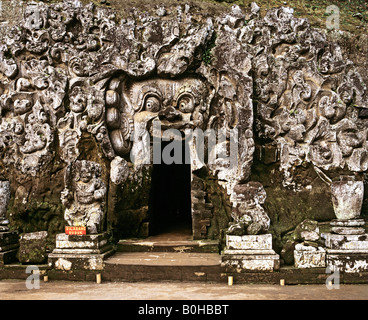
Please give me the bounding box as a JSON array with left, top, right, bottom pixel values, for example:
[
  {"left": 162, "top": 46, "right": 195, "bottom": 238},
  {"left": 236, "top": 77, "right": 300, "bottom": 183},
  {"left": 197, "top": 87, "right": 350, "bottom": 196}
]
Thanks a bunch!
[{"left": 0, "top": 279, "right": 367, "bottom": 300}]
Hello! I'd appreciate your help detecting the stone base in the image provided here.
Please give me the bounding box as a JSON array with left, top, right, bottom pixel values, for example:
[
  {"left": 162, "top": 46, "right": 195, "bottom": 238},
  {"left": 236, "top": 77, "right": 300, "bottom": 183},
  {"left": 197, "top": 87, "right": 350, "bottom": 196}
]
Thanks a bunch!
[
  {"left": 322, "top": 233, "right": 368, "bottom": 250},
  {"left": 326, "top": 250, "right": 368, "bottom": 273},
  {"left": 294, "top": 244, "right": 326, "bottom": 268},
  {"left": 0, "top": 231, "right": 19, "bottom": 265},
  {"left": 48, "top": 233, "right": 114, "bottom": 271},
  {"left": 322, "top": 231, "right": 368, "bottom": 273},
  {"left": 221, "top": 234, "right": 280, "bottom": 272}
]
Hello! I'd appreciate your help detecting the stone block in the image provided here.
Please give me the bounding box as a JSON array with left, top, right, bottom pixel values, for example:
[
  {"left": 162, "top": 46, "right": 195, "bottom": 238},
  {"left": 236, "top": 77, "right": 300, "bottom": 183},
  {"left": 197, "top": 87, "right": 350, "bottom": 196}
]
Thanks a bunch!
[
  {"left": 222, "top": 234, "right": 279, "bottom": 272},
  {"left": 18, "top": 231, "right": 47, "bottom": 264},
  {"left": 226, "top": 234, "right": 272, "bottom": 250},
  {"left": 326, "top": 250, "right": 368, "bottom": 273},
  {"left": 48, "top": 251, "right": 114, "bottom": 271},
  {"left": 323, "top": 233, "right": 368, "bottom": 250},
  {"left": 48, "top": 232, "right": 114, "bottom": 271},
  {"left": 294, "top": 244, "right": 326, "bottom": 268},
  {"left": 221, "top": 252, "right": 280, "bottom": 272},
  {"left": 53, "top": 233, "right": 110, "bottom": 254}
]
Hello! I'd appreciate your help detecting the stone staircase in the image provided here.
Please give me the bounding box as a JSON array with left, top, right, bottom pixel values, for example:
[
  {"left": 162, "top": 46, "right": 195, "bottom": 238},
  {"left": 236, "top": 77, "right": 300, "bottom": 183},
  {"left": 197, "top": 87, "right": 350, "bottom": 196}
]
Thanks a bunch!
[{"left": 102, "top": 236, "right": 222, "bottom": 282}]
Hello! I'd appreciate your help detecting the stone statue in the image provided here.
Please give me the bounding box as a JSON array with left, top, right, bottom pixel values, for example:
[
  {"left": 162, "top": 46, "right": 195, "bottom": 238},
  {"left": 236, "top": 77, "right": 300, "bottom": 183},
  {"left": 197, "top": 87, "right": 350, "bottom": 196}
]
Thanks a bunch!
[
  {"left": 61, "top": 160, "right": 106, "bottom": 234},
  {"left": 228, "top": 182, "right": 270, "bottom": 235},
  {"left": 0, "top": 181, "right": 10, "bottom": 232}
]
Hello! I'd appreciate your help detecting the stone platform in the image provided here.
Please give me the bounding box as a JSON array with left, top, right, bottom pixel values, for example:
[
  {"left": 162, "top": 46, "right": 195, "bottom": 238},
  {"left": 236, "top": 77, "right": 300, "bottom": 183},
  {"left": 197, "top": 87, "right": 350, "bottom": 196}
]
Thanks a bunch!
[
  {"left": 48, "top": 233, "right": 114, "bottom": 271},
  {"left": 221, "top": 234, "right": 280, "bottom": 272},
  {"left": 322, "top": 219, "right": 368, "bottom": 273},
  {"left": 103, "top": 252, "right": 222, "bottom": 282}
]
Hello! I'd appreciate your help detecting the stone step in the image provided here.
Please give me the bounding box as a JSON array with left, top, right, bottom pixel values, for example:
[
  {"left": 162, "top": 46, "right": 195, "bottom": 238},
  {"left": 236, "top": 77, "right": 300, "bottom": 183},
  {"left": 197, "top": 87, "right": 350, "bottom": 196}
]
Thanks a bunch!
[
  {"left": 116, "top": 239, "right": 220, "bottom": 253},
  {"left": 102, "top": 252, "right": 222, "bottom": 282}
]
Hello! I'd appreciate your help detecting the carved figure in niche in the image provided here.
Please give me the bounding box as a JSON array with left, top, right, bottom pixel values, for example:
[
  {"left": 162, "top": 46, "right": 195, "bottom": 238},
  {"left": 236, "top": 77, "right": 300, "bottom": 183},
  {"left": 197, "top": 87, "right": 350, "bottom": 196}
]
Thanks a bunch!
[
  {"left": 20, "top": 100, "right": 52, "bottom": 154},
  {"left": 61, "top": 160, "right": 106, "bottom": 234}
]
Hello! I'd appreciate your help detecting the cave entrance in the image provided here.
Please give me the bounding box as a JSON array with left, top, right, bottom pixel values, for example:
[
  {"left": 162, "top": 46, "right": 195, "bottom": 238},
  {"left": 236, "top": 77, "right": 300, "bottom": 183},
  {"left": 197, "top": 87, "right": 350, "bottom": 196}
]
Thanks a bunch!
[{"left": 149, "top": 138, "right": 192, "bottom": 239}]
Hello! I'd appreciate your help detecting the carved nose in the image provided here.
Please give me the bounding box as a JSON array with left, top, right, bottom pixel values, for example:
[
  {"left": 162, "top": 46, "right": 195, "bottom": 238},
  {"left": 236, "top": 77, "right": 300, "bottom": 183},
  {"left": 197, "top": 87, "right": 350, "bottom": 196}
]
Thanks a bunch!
[{"left": 158, "top": 106, "right": 182, "bottom": 122}]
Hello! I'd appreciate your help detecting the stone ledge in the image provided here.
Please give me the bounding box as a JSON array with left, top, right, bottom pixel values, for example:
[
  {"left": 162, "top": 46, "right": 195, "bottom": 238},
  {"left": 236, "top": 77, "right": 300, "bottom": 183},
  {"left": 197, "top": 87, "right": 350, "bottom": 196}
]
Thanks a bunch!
[
  {"left": 48, "top": 248, "right": 115, "bottom": 271},
  {"left": 1, "top": 262, "right": 368, "bottom": 284},
  {"left": 326, "top": 251, "right": 368, "bottom": 273},
  {"left": 226, "top": 234, "right": 273, "bottom": 250}
]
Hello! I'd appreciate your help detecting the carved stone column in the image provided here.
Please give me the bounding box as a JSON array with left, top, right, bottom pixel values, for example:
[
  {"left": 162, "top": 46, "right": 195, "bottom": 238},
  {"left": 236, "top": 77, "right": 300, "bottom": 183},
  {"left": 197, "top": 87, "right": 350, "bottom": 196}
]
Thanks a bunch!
[
  {"left": 0, "top": 181, "right": 19, "bottom": 265},
  {"left": 221, "top": 182, "right": 280, "bottom": 272},
  {"left": 48, "top": 161, "right": 114, "bottom": 271}
]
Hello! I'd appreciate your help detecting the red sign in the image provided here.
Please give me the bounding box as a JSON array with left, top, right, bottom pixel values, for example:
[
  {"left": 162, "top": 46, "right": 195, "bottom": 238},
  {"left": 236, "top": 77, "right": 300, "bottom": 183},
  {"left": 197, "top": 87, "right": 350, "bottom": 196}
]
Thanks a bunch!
[{"left": 65, "top": 226, "right": 86, "bottom": 235}]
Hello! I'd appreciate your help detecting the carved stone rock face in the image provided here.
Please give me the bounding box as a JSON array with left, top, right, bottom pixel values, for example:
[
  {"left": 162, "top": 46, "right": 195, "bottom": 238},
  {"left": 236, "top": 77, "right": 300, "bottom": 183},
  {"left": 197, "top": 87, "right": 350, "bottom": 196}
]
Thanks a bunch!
[
  {"left": 103, "top": 76, "right": 212, "bottom": 160},
  {"left": 0, "top": 1, "right": 367, "bottom": 239},
  {"left": 126, "top": 77, "right": 209, "bottom": 130}
]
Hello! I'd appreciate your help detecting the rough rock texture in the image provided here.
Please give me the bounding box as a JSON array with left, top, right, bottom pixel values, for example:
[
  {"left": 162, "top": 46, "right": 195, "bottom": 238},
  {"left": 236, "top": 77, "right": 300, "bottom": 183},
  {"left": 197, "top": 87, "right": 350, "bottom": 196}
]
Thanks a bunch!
[
  {"left": 18, "top": 231, "right": 48, "bottom": 264},
  {"left": 0, "top": 0, "right": 367, "bottom": 247}
]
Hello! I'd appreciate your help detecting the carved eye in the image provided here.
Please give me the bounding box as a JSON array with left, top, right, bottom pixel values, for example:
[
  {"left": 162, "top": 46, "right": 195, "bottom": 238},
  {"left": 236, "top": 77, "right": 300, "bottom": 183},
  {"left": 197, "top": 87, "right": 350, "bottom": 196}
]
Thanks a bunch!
[
  {"left": 177, "top": 95, "right": 194, "bottom": 113},
  {"left": 144, "top": 95, "right": 160, "bottom": 112}
]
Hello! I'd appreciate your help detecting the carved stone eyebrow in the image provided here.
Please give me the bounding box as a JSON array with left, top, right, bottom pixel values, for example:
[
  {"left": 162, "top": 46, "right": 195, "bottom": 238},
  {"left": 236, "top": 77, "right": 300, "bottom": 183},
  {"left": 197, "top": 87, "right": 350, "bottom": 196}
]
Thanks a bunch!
[
  {"left": 134, "top": 85, "right": 162, "bottom": 111},
  {"left": 173, "top": 84, "right": 199, "bottom": 106}
]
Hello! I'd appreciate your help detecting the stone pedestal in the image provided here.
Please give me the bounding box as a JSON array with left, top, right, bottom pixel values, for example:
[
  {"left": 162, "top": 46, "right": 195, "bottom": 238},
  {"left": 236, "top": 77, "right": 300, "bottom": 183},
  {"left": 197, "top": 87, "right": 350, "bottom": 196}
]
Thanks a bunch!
[
  {"left": 294, "top": 243, "right": 326, "bottom": 268},
  {"left": 322, "top": 219, "right": 368, "bottom": 273},
  {"left": 221, "top": 234, "right": 280, "bottom": 272},
  {"left": 48, "top": 233, "right": 114, "bottom": 271}
]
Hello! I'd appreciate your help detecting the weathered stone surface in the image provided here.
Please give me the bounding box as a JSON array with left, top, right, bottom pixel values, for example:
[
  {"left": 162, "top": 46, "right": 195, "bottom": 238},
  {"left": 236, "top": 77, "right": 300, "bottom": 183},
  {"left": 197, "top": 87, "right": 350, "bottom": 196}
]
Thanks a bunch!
[
  {"left": 0, "top": 181, "right": 10, "bottom": 220},
  {"left": 221, "top": 252, "right": 280, "bottom": 272},
  {"left": 61, "top": 160, "right": 107, "bottom": 234},
  {"left": 294, "top": 243, "right": 326, "bottom": 269},
  {"left": 323, "top": 233, "right": 368, "bottom": 250},
  {"left": 331, "top": 177, "right": 364, "bottom": 220},
  {"left": 228, "top": 182, "right": 270, "bottom": 235},
  {"left": 331, "top": 227, "right": 365, "bottom": 235},
  {"left": 330, "top": 219, "right": 365, "bottom": 227},
  {"left": 48, "top": 251, "right": 113, "bottom": 271},
  {"left": 54, "top": 233, "right": 109, "bottom": 253},
  {"left": 326, "top": 250, "right": 368, "bottom": 273},
  {"left": 294, "top": 219, "right": 320, "bottom": 242},
  {"left": 222, "top": 234, "right": 279, "bottom": 272},
  {"left": 226, "top": 234, "right": 272, "bottom": 250},
  {"left": 48, "top": 231, "right": 114, "bottom": 270},
  {"left": 18, "top": 231, "right": 48, "bottom": 264}
]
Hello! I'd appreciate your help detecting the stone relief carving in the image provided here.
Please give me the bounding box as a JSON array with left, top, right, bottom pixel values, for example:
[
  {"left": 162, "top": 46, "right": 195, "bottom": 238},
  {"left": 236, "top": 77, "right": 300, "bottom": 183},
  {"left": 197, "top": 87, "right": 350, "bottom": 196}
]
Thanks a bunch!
[
  {"left": 0, "top": 1, "right": 366, "bottom": 238},
  {"left": 253, "top": 7, "right": 368, "bottom": 190}
]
